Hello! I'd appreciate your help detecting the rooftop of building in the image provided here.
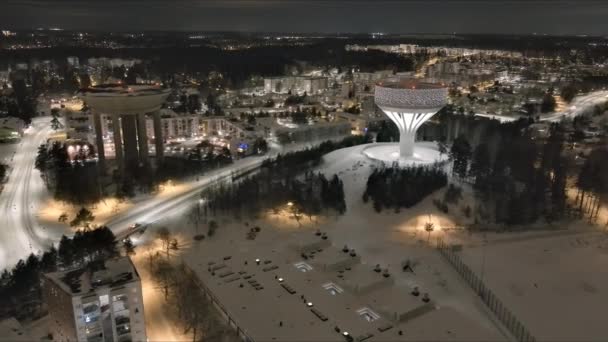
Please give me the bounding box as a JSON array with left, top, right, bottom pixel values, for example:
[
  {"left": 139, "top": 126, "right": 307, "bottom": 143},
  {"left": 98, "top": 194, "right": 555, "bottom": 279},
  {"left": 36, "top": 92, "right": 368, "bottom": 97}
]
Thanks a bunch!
[
  {"left": 44, "top": 257, "right": 140, "bottom": 296},
  {"left": 182, "top": 231, "right": 504, "bottom": 342}
]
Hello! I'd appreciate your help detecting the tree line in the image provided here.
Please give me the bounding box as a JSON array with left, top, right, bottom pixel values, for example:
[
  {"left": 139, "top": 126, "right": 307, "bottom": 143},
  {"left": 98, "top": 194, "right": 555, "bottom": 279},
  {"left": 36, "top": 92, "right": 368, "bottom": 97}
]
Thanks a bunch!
[
  {"left": 363, "top": 165, "right": 448, "bottom": 212},
  {"left": 450, "top": 121, "right": 582, "bottom": 226},
  {"left": 202, "top": 171, "right": 346, "bottom": 224},
  {"left": 261, "top": 134, "right": 372, "bottom": 174},
  {"left": 200, "top": 135, "right": 372, "bottom": 222},
  {"left": 35, "top": 141, "right": 103, "bottom": 204}
]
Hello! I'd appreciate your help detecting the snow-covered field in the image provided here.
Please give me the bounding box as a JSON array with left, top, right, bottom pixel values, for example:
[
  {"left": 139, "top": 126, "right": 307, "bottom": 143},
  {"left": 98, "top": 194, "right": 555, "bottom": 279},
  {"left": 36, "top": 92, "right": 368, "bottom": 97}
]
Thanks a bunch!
[
  {"left": 459, "top": 231, "right": 608, "bottom": 342},
  {"left": 311, "top": 145, "right": 506, "bottom": 335}
]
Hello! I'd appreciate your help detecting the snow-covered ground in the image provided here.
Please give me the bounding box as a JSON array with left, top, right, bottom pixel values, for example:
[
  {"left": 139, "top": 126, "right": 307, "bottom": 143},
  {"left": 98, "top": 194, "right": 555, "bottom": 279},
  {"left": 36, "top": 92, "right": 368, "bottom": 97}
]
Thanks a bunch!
[
  {"left": 148, "top": 143, "right": 511, "bottom": 341},
  {"left": 311, "top": 144, "right": 608, "bottom": 342},
  {"left": 134, "top": 142, "right": 608, "bottom": 341},
  {"left": 311, "top": 145, "right": 507, "bottom": 336},
  {"left": 0, "top": 117, "right": 69, "bottom": 270},
  {"left": 460, "top": 231, "right": 608, "bottom": 341},
  {"left": 361, "top": 141, "right": 447, "bottom": 166}
]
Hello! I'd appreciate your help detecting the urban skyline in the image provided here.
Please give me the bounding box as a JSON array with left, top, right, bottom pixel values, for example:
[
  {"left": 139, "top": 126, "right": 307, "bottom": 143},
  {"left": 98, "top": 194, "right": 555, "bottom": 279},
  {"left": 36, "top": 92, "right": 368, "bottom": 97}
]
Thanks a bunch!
[{"left": 1, "top": 3, "right": 608, "bottom": 342}]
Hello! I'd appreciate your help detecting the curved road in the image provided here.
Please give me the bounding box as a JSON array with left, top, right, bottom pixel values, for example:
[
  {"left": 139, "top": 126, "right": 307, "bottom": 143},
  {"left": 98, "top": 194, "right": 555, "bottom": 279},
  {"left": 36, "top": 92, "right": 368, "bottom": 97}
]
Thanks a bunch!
[{"left": 0, "top": 117, "right": 57, "bottom": 269}]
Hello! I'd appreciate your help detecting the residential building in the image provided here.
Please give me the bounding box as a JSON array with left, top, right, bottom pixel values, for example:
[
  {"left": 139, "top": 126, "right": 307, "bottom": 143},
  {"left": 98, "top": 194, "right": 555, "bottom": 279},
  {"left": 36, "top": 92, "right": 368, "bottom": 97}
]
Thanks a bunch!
[{"left": 42, "top": 257, "right": 146, "bottom": 342}]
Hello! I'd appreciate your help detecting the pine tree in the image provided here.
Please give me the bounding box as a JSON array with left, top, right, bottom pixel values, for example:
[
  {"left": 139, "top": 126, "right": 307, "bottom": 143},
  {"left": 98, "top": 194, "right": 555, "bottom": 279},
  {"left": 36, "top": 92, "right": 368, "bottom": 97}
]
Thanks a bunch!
[{"left": 450, "top": 135, "right": 472, "bottom": 179}]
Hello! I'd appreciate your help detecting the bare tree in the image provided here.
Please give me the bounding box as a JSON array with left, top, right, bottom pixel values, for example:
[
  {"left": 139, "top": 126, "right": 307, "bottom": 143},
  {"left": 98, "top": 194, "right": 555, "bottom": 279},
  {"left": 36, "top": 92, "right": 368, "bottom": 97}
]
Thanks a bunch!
[
  {"left": 156, "top": 227, "right": 172, "bottom": 257},
  {"left": 150, "top": 254, "right": 175, "bottom": 300},
  {"left": 207, "top": 220, "right": 218, "bottom": 237}
]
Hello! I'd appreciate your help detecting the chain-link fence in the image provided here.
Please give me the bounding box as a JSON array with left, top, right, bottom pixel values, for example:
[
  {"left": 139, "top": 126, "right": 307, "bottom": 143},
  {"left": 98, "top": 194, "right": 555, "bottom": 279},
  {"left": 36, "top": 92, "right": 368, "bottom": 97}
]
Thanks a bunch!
[{"left": 437, "top": 239, "right": 536, "bottom": 342}]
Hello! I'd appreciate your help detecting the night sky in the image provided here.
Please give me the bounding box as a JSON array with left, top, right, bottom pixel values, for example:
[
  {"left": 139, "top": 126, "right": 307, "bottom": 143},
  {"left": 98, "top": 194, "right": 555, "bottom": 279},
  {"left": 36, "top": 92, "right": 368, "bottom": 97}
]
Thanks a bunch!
[{"left": 1, "top": 0, "right": 607, "bottom": 35}]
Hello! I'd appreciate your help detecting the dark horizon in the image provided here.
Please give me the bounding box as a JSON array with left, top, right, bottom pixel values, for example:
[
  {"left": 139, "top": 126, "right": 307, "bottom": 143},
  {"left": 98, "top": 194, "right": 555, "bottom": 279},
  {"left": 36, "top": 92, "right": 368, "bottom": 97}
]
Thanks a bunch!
[
  {"left": 3, "top": 28, "right": 608, "bottom": 39},
  {"left": 2, "top": 0, "right": 608, "bottom": 36}
]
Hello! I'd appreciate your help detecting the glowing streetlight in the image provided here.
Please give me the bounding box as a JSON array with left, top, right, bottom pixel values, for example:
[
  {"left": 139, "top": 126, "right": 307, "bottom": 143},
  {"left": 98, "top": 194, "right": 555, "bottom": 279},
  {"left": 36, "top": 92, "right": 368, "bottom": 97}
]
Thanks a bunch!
[{"left": 424, "top": 216, "right": 435, "bottom": 244}]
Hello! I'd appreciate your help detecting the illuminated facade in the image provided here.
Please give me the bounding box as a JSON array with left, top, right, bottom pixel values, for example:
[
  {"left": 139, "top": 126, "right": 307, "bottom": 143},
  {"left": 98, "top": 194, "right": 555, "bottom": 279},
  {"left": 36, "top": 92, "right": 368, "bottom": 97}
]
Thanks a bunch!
[{"left": 374, "top": 79, "right": 448, "bottom": 159}]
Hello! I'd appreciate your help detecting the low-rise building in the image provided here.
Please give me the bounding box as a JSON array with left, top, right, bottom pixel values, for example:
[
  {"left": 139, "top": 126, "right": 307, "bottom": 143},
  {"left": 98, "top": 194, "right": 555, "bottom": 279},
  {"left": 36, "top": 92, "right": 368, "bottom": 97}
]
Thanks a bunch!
[
  {"left": 182, "top": 232, "right": 504, "bottom": 342},
  {"left": 0, "top": 116, "right": 26, "bottom": 137},
  {"left": 336, "top": 111, "right": 387, "bottom": 135},
  {"left": 264, "top": 76, "right": 329, "bottom": 95}
]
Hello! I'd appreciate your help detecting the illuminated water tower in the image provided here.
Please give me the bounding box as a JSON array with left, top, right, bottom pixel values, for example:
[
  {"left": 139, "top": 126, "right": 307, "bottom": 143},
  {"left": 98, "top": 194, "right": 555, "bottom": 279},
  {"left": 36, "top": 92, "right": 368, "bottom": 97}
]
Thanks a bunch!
[
  {"left": 374, "top": 79, "right": 448, "bottom": 160},
  {"left": 79, "top": 84, "right": 170, "bottom": 172}
]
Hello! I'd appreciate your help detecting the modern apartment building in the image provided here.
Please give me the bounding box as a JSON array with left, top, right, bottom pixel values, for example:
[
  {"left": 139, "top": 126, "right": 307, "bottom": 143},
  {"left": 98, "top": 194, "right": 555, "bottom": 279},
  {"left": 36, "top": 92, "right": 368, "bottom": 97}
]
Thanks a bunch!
[{"left": 42, "top": 257, "right": 146, "bottom": 342}]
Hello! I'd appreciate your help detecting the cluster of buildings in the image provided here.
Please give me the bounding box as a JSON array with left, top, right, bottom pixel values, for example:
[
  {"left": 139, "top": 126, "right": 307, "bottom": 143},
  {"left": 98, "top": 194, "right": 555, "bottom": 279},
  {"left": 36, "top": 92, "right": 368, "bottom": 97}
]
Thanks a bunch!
[
  {"left": 263, "top": 76, "right": 329, "bottom": 95},
  {"left": 64, "top": 105, "right": 263, "bottom": 165},
  {"left": 346, "top": 43, "right": 523, "bottom": 58},
  {"left": 424, "top": 61, "right": 504, "bottom": 87}
]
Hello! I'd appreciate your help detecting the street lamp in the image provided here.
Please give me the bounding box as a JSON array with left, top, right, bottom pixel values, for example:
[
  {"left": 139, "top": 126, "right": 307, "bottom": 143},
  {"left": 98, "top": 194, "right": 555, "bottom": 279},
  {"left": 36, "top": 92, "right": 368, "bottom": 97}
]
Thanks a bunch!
[
  {"left": 195, "top": 198, "right": 204, "bottom": 235},
  {"left": 287, "top": 201, "right": 301, "bottom": 226},
  {"left": 424, "top": 215, "right": 435, "bottom": 245}
]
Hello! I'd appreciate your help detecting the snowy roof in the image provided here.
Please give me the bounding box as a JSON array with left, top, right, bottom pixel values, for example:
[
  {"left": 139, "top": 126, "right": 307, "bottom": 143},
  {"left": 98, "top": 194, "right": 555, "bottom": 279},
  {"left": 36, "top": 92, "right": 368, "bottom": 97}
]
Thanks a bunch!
[
  {"left": 44, "top": 257, "right": 139, "bottom": 296},
  {"left": 182, "top": 231, "right": 505, "bottom": 342}
]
